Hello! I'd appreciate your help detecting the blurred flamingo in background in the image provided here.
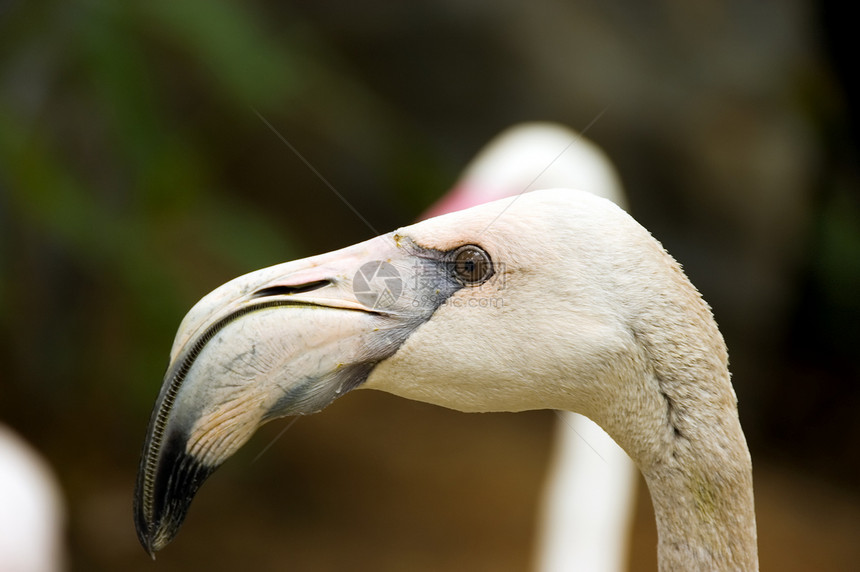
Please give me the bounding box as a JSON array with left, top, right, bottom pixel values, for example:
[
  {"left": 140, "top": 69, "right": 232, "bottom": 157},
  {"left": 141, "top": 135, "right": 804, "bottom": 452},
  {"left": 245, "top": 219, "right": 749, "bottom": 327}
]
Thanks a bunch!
[
  {"left": 0, "top": 424, "right": 65, "bottom": 572},
  {"left": 420, "top": 123, "right": 638, "bottom": 572}
]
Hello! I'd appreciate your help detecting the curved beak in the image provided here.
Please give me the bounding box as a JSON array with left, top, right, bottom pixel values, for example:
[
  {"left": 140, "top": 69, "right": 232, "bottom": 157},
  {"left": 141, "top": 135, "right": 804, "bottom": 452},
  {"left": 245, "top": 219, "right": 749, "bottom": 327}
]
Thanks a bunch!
[{"left": 133, "top": 232, "right": 462, "bottom": 556}]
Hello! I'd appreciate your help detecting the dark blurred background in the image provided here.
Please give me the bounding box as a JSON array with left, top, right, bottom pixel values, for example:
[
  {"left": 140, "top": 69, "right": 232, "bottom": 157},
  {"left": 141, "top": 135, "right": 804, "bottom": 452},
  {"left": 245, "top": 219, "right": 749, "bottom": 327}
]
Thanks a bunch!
[{"left": 1, "top": 1, "right": 858, "bottom": 570}]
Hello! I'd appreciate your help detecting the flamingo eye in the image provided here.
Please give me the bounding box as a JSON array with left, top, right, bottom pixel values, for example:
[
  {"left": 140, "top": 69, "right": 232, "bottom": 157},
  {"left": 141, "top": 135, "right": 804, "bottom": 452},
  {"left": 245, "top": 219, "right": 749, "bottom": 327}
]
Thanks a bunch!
[{"left": 449, "top": 245, "right": 493, "bottom": 286}]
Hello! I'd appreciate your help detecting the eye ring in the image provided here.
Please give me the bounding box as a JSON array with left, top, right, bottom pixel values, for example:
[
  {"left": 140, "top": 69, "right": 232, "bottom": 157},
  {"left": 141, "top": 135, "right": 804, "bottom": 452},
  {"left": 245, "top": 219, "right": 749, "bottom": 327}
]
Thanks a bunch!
[{"left": 449, "top": 244, "right": 494, "bottom": 286}]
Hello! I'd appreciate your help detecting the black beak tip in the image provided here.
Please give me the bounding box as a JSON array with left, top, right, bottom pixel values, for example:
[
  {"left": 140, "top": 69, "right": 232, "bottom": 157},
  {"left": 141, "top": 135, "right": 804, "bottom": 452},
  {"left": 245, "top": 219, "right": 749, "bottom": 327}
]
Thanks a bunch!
[
  {"left": 134, "top": 431, "right": 218, "bottom": 558},
  {"left": 132, "top": 503, "right": 158, "bottom": 559},
  {"left": 142, "top": 538, "right": 157, "bottom": 561},
  {"left": 133, "top": 480, "right": 166, "bottom": 559}
]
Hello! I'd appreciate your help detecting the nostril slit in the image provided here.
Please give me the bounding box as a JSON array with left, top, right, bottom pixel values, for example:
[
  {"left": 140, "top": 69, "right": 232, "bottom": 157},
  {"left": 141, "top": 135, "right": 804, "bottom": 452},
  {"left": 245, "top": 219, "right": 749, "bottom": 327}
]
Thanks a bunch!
[{"left": 252, "top": 280, "right": 331, "bottom": 298}]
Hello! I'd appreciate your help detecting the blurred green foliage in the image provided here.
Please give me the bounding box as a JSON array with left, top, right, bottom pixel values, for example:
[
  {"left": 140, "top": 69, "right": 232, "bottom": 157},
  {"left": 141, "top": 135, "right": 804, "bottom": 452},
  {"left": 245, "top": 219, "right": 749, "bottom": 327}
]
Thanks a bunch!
[
  {"left": 805, "top": 184, "right": 860, "bottom": 366},
  {"left": 0, "top": 0, "right": 446, "bottom": 429}
]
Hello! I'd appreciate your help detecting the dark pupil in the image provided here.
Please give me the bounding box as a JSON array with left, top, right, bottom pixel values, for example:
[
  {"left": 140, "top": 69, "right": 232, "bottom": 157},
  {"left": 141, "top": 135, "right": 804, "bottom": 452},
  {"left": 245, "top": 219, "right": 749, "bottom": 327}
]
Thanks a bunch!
[{"left": 456, "top": 249, "right": 486, "bottom": 281}]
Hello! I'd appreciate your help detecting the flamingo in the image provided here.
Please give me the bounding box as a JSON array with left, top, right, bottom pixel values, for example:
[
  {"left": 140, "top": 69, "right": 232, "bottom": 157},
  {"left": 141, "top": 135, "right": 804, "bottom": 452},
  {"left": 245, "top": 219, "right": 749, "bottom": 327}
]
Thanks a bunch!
[
  {"left": 0, "top": 424, "right": 65, "bottom": 572},
  {"left": 419, "top": 123, "right": 638, "bottom": 572},
  {"left": 134, "top": 188, "right": 758, "bottom": 569}
]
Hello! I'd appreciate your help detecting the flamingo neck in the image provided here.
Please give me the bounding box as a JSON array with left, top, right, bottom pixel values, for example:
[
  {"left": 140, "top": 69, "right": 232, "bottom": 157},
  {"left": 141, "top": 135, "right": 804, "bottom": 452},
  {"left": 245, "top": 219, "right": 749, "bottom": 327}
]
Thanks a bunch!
[
  {"left": 574, "top": 246, "right": 759, "bottom": 570},
  {"left": 641, "top": 402, "right": 758, "bottom": 570},
  {"left": 604, "top": 299, "right": 758, "bottom": 570},
  {"left": 587, "top": 349, "right": 758, "bottom": 569}
]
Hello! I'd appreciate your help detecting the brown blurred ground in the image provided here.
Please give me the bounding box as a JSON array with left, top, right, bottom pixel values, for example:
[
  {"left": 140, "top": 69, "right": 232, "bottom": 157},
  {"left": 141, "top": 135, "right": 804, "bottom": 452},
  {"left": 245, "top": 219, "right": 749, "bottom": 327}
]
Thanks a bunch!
[{"left": 72, "top": 394, "right": 860, "bottom": 571}]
